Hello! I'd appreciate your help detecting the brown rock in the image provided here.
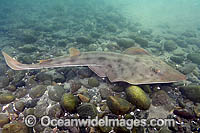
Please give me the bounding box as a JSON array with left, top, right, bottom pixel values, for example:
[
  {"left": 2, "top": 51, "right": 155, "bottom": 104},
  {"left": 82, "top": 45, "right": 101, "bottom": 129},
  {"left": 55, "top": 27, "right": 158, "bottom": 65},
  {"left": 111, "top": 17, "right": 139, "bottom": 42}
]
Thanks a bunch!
[{"left": 78, "top": 94, "right": 90, "bottom": 103}]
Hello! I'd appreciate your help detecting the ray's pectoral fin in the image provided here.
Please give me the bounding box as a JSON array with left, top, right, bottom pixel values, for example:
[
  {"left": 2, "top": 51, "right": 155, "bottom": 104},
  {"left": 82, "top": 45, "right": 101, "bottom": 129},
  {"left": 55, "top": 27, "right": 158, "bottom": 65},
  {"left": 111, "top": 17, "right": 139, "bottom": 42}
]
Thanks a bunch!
[
  {"left": 106, "top": 69, "right": 119, "bottom": 82},
  {"left": 88, "top": 66, "right": 107, "bottom": 77},
  {"left": 105, "top": 64, "right": 124, "bottom": 83},
  {"left": 89, "top": 64, "right": 119, "bottom": 83}
]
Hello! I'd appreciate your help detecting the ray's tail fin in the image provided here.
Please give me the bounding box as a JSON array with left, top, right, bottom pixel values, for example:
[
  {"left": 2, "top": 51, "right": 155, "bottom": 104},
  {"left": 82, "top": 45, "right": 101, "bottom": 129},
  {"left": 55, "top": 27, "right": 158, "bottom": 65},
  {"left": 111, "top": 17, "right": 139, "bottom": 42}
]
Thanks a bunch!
[{"left": 2, "top": 51, "right": 32, "bottom": 70}]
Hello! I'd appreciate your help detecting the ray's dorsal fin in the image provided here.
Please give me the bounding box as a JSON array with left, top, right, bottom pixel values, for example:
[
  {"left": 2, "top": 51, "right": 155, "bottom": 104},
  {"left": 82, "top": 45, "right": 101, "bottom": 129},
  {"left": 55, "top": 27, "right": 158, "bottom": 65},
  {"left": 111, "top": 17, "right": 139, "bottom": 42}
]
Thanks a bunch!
[
  {"left": 69, "top": 47, "right": 80, "bottom": 57},
  {"left": 123, "top": 47, "right": 150, "bottom": 55}
]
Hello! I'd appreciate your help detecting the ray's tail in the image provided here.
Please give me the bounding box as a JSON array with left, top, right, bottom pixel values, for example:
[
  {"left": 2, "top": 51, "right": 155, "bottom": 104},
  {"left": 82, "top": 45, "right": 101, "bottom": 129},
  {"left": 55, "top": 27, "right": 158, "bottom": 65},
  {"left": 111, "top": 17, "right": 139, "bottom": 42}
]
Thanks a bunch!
[{"left": 2, "top": 51, "right": 42, "bottom": 70}]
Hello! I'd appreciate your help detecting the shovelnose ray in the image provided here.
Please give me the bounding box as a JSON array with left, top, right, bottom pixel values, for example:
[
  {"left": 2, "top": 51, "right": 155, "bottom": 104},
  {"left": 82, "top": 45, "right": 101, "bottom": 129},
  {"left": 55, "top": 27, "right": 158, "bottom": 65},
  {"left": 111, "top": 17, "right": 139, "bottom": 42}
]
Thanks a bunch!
[{"left": 2, "top": 47, "right": 186, "bottom": 85}]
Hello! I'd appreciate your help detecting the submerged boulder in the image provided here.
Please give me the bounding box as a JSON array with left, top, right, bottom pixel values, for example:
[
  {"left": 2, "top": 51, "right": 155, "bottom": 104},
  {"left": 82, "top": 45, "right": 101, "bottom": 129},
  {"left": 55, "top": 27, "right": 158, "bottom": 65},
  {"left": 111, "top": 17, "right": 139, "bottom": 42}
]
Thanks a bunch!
[
  {"left": 60, "top": 93, "right": 77, "bottom": 113},
  {"left": 0, "top": 114, "right": 9, "bottom": 128},
  {"left": 77, "top": 103, "right": 97, "bottom": 118},
  {"left": 36, "top": 72, "right": 52, "bottom": 82},
  {"left": 134, "top": 37, "right": 148, "bottom": 47},
  {"left": 170, "top": 56, "right": 184, "bottom": 64},
  {"left": 106, "top": 23, "right": 117, "bottom": 32},
  {"left": 100, "top": 88, "right": 112, "bottom": 99},
  {"left": 76, "top": 36, "right": 92, "bottom": 44},
  {"left": 182, "top": 31, "right": 196, "bottom": 38},
  {"left": 2, "top": 121, "right": 28, "bottom": 133},
  {"left": 0, "top": 93, "right": 15, "bottom": 104},
  {"left": 173, "top": 48, "right": 185, "bottom": 56},
  {"left": 18, "top": 55, "right": 34, "bottom": 64},
  {"left": 117, "top": 38, "right": 135, "bottom": 48},
  {"left": 88, "top": 77, "right": 99, "bottom": 87},
  {"left": 48, "top": 85, "right": 65, "bottom": 102},
  {"left": 29, "top": 85, "right": 47, "bottom": 99},
  {"left": 0, "top": 76, "right": 9, "bottom": 88},
  {"left": 106, "top": 96, "right": 131, "bottom": 115},
  {"left": 179, "top": 63, "right": 196, "bottom": 75},
  {"left": 179, "top": 85, "right": 200, "bottom": 103},
  {"left": 16, "top": 29, "right": 38, "bottom": 44},
  {"left": 18, "top": 44, "right": 39, "bottom": 53},
  {"left": 152, "top": 90, "right": 170, "bottom": 106},
  {"left": 15, "top": 101, "right": 25, "bottom": 112},
  {"left": 187, "top": 53, "right": 200, "bottom": 65},
  {"left": 164, "top": 40, "right": 177, "bottom": 51},
  {"left": 151, "top": 90, "right": 175, "bottom": 111},
  {"left": 125, "top": 86, "right": 151, "bottom": 110}
]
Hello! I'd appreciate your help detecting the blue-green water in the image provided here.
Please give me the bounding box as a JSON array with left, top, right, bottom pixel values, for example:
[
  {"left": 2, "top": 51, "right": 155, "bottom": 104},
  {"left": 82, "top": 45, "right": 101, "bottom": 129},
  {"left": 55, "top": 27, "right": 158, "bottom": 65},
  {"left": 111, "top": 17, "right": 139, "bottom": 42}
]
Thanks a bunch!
[
  {"left": 0, "top": 0, "right": 200, "bottom": 46},
  {"left": 0, "top": 0, "right": 200, "bottom": 56}
]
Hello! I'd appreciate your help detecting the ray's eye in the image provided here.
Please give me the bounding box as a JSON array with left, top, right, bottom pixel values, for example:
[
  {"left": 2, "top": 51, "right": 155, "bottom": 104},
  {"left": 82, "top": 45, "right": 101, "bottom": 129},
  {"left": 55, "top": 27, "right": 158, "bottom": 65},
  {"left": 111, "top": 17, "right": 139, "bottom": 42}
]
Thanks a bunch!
[{"left": 151, "top": 67, "right": 161, "bottom": 74}]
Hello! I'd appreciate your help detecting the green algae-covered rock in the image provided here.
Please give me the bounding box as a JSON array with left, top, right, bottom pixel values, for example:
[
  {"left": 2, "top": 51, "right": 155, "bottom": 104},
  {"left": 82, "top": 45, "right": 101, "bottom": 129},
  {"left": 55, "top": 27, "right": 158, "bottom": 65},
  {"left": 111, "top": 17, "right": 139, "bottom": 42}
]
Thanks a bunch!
[
  {"left": 77, "top": 103, "right": 97, "bottom": 118},
  {"left": 76, "top": 36, "right": 92, "bottom": 44},
  {"left": 23, "top": 108, "right": 35, "bottom": 117},
  {"left": 0, "top": 114, "right": 9, "bottom": 128},
  {"left": 170, "top": 56, "right": 184, "bottom": 64},
  {"left": 111, "top": 85, "right": 125, "bottom": 92},
  {"left": 15, "top": 88, "right": 28, "bottom": 99},
  {"left": 48, "top": 85, "right": 65, "bottom": 102},
  {"left": 182, "top": 31, "right": 196, "bottom": 37},
  {"left": 140, "top": 85, "right": 152, "bottom": 93},
  {"left": 179, "top": 63, "right": 196, "bottom": 75},
  {"left": 126, "top": 86, "right": 151, "bottom": 110},
  {"left": 16, "top": 29, "right": 38, "bottom": 44},
  {"left": 0, "top": 93, "right": 15, "bottom": 104},
  {"left": 179, "top": 85, "right": 200, "bottom": 103},
  {"left": 33, "top": 122, "right": 45, "bottom": 133},
  {"left": 117, "top": 38, "right": 135, "bottom": 48},
  {"left": 29, "top": 85, "right": 47, "bottom": 99},
  {"left": 11, "top": 71, "right": 25, "bottom": 84},
  {"left": 15, "top": 101, "right": 25, "bottom": 112},
  {"left": 90, "top": 31, "right": 101, "bottom": 38},
  {"left": 106, "top": 96, "right": 131, "bottom": 115},
  {"left": 51, "top": 72, "right": 65, "bottom": 83},
  {"left": 173, "top": 49, "right": 185, "bottom": 56},
  {"left": 2, "top": 121, "right": 28, "bottom": 133},
  {"left": 164, "top": 40, "right": 177, "bottom": 51},
  {"left": 106, "top": 23, "right": 117, "bottom": 32},
  {"left": 159, "top": 127, "right": 172, "bottom": 133},
  {"left": 88, "top": 77, "right": 99, "bottom": 87},
  {"left": 18, "top": 55, "right": 34, "bottom": 64},
  {"left": 34, "top": 103, "right": 48, "bottom": 118},
  {"left": 0, "top": 63, "right": 7, "bottom": 76},
  {"left": 36, "top": 72, "right": 52, "bottom": 82},
  {"left": 18, "top": 44, "right": 38, "bottom": 53},
  {"left": 60, "top": 93, "right": 77, "bottom": 113},
  {"left": 187, "top": 53, "right": 200, "bottom": 65},
  {"left": 134, "top": 37, "right": 148, "bottom": 47},
  {"left": 0, "top": 76, "right": 9, "bottom": 88},
  {"left": 48, "top": 104, "right": 63, "bottom": 118},
  {"left": 99, "top": 126, "right": 112, "bottom": 133},
  {"left": 176, "top": 39, "right": 187, "bottom": 48},
  {"left": 114, "top": 126, "right": 131, "bottom": 133}
]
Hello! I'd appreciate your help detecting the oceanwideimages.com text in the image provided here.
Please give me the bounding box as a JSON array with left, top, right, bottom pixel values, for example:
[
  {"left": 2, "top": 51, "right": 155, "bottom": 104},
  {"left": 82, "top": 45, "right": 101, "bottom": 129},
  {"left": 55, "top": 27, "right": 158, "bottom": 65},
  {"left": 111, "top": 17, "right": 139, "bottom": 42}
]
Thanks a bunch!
[{"left": 25, "top": 115, "right": 175, "bottom": 130}]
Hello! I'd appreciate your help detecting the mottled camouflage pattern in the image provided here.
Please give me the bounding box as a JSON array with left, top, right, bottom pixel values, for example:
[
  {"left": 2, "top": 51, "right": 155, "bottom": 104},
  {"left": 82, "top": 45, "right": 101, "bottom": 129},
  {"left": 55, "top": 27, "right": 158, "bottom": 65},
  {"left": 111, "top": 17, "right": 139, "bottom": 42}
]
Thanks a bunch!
[{"left": 2, "top": 49, "right": 186, "bottom": 85}]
